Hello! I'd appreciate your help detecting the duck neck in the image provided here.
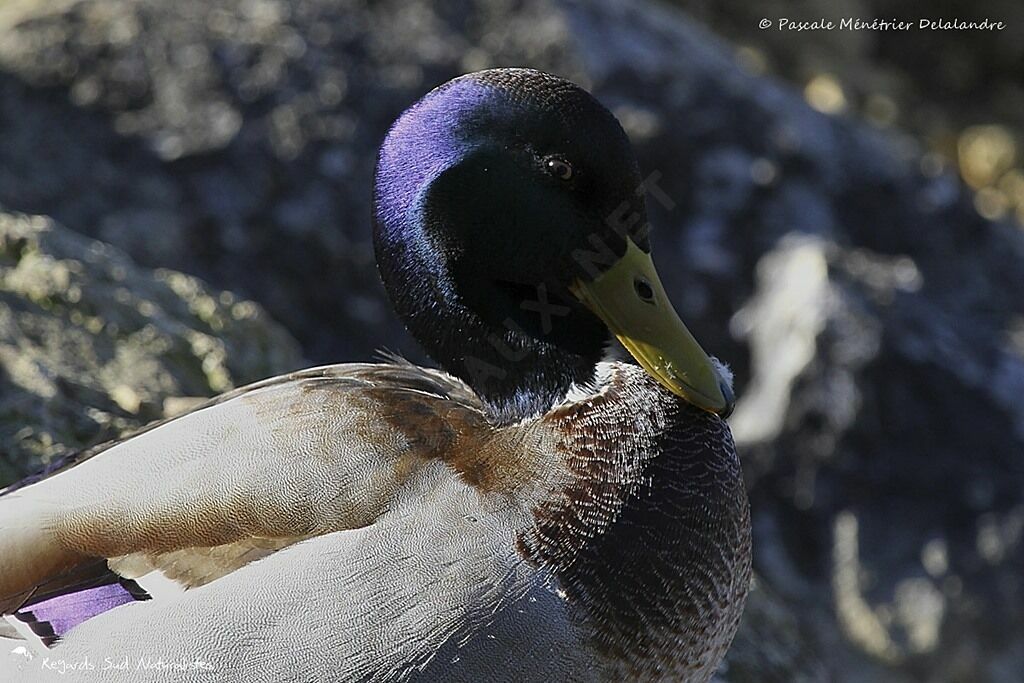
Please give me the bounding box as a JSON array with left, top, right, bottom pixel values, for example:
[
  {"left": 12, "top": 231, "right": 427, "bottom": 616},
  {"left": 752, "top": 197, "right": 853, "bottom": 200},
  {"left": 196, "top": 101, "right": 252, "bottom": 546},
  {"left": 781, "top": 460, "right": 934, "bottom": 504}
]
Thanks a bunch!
[
  {"left": 376, "top": 238, "right": 604, "bottom": 424},
  {"left": 371, "top": 89, "right": 609, "bottom": 423},
  {"left": 435, "top": 316, "right": 604, "bottom": 425}
]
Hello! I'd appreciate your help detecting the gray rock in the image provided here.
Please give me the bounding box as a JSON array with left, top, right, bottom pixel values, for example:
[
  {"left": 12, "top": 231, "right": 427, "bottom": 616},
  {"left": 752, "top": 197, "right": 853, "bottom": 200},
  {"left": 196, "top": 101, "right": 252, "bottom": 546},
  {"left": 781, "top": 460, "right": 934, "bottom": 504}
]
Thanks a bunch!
[
  {"left": 732, "top": 235, "right": 1024, "bottom": 682},
  {"left": 0, "top": 210, "right": 302, "bottom": 483},
  {"left": 0, "top": 0, "right": 1022, "bottom": 680}
]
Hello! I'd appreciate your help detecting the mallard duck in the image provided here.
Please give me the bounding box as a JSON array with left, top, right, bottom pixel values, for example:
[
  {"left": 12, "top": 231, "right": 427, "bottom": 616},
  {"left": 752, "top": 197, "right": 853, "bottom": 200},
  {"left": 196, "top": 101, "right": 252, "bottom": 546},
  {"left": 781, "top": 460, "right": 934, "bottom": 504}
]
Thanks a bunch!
[{"left": 0, "top": 68, "right": 750, "bottom": 682}]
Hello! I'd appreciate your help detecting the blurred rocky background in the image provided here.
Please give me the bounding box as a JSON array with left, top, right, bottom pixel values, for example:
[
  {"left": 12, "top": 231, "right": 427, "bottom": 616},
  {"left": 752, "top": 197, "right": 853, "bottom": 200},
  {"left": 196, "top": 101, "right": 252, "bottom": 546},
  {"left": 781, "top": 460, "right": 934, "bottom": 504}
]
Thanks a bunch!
[{"left": 0, "top": 0, "right": 1021, "bottom": 681}]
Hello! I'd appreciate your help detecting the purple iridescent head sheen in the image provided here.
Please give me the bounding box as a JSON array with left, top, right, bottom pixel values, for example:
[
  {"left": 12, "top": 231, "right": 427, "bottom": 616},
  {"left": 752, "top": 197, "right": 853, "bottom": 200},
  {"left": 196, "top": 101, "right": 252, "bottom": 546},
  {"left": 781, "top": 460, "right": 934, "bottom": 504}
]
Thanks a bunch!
[
  {"left": 370, "top": 69, "right": 645, "bottom": 422},
  {"left": 373, "top": 69, "right": 645, "bottom": 294},
  {"left": 374, "top": 77, "right": 496, "bottom": 247}
]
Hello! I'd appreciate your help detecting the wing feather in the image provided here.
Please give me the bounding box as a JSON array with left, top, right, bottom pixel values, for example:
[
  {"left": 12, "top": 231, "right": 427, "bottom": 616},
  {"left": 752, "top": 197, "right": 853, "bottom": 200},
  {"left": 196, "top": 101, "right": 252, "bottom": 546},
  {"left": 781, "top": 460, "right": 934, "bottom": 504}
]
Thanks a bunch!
[{"left": 0, "top": 362, "right": 484, "bottom": 620}]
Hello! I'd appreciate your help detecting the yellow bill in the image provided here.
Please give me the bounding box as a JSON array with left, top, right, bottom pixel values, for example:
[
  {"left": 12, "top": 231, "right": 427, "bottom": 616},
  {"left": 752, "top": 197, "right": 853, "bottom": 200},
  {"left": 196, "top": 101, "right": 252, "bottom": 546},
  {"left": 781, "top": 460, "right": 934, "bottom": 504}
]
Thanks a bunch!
[{"left": 570, "top": 239, "right": 734, "bottom": 416}]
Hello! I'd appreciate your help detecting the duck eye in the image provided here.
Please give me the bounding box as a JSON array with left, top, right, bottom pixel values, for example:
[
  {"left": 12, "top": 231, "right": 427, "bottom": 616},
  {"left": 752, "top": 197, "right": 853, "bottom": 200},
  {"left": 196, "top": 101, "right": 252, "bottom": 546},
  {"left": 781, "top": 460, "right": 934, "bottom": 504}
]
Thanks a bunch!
[
  {"left": 634, "top": 277, "right": 655, "bottom": 303},
  {"left": 544, "top": 156, "right": 574, "bottom": 181}
]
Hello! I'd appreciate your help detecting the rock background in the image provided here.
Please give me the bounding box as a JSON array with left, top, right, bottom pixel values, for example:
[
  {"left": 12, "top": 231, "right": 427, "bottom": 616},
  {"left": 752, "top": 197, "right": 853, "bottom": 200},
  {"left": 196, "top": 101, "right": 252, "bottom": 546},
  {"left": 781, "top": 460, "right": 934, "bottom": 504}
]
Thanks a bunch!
[
  {"left": 0, "top": 0, "right": 1021, "bottom": 681},
  {"left": 0, "top": 210, "right": 302, "bottom": 484}
]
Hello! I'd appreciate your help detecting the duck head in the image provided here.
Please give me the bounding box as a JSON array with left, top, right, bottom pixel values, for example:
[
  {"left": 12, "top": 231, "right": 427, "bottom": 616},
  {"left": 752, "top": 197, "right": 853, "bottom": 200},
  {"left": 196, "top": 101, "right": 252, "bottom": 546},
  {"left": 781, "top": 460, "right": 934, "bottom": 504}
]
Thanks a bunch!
[{"left": 374, "top": 68, "right": 734, "bottom": 424}]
